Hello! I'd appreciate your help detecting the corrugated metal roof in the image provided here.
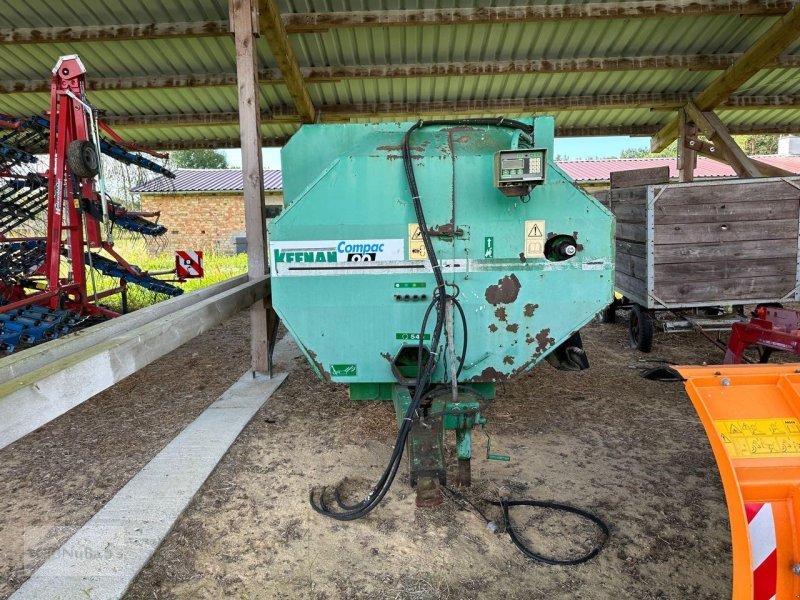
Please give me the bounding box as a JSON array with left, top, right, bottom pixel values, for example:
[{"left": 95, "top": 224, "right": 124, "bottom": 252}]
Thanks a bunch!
[
  {"left": 559, "top": 154, "right": 800, "bottom": 182},
  {"left": 0, "top": 1, "right": 798, "bottom": 147},
  {"left": 132, "top": 168, "right": 283, "bottom": 193}
]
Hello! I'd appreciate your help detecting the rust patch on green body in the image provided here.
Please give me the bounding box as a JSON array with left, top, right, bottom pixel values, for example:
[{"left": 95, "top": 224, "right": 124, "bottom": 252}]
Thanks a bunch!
[
  {"left": 377, "top": 144, "right": 423, "bottom": 152},
  {"left": 494, "top": 307, "right": 507, "bottom": 322},
  {"left": 485, "top": 274, "right": 521, "bottom": 306},
  {"left": 503, "top": 356, "right": 514, "bottom": 365},
  {"left": 506, "top": 323, "right": 519, "bottom": 333},
  {"left": 305, "top": 348, "right": 330, "bottom": 381},
  {"left": 488, "top": 323, "right": 498, "bottom": 333},
  {"left": 524, "top": 303, "right": 539, "bottom": 317},
  {"left": 535, "top": 328, "right": 556, "bottom": 353}
]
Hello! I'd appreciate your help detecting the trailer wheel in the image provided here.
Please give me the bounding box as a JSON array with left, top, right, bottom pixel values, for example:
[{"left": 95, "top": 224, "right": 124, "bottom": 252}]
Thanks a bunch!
[
  {"left": 601, "top": 305, "right": 617, "bottom": 324},
  {"left": 67, "top": 140, "right": 99, "bottom": 178},
  {"left": 628, "top": 304, "right": 654, "bottom": 353}
]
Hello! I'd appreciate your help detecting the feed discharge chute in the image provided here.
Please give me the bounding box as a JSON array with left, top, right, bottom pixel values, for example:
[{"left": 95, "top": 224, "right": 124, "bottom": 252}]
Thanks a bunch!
[{"left": 270, "top": 117, "right": 614, "bottom": 516}]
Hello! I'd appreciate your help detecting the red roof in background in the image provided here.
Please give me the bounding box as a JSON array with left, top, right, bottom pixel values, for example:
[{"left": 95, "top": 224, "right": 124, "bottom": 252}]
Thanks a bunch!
[
  {"left": 557, "top": 155, "right": 800, "bottom": 183},
  {"left": 132, "top": 168, "right": 283, "bottom": 194}
]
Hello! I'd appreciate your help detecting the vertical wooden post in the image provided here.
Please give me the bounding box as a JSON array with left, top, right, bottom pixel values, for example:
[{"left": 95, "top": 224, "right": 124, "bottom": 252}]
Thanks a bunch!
[
  {"left": 677, "top": 109, "right": 696, "bottom": 183},
  {"left": 230, "top": 0, "right": 271, "bottom": 376}
]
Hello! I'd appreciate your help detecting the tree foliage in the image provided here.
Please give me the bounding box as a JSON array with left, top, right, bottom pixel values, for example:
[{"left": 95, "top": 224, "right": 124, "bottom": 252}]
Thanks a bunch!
[
  {"left": 170, "top": 149, "right": 229, "bottom": 169},
  {"left": 616, "top": 135, "right": 779, "bottom": 159},
  {"left": 733, "top": 134, "right": 779, "bottom": 155}
]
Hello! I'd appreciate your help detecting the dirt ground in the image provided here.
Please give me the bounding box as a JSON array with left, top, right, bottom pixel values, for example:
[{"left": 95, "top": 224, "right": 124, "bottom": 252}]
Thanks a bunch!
[
  {"left": 1, "top": 310, "right": 773, "bottom": 599},
  {"left": 0, "top": 312, "right": 253, "bottom": 598}
]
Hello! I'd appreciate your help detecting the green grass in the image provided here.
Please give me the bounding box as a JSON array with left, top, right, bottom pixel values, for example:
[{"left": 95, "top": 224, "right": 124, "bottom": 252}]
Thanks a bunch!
[{"left": 85, "top": 238, "right": 248, "bottom": 312}]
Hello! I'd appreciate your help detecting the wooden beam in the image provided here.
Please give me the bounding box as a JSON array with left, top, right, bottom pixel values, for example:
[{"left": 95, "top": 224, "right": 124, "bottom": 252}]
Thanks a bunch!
[
  {"left": 651, "top": 3, "right": 800, "bottom": 151},
  {"left": 0, "top": 276, "right": 248, "bottom": 384},
  {"left": 685, "top": 102, "right": 761, "bottom": 177},
  {"left": 258, "top": 0, "right": 316, "bottom": 123},
  {"left": 125, "top": 123, "right": 800, "bottom": 151},
  {"left": 298, "top": 54, "right": 800, "bottom": 82},
  {"left": 5, "top": 54, "right": 800, "bottom": 96},
  {"left": 677, "top": 109, "right": 697, "bottom": 182},
  {"left": 0, "top": 276, "right": 268, "bottom": 450},
  {"left": 284, "top": 1, "right": 797, "bottom": 32},
  {"left": 100, "top": 94, "right": 800, "bottom": 129},
  {"left": 144, "top": 135, "right": 291, "bottom": 150},
  {"left": 0, "top": 21, "right": 229, "bottom": 45},
  {"left": 231, "top": 0, "right": 273, "bottom": 376}
]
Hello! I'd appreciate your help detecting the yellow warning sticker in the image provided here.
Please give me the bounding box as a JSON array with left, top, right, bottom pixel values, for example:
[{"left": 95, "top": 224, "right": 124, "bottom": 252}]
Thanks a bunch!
[
  {"left": 714, "top": 418, "right": 800, "bottom": 458},
  {"left": 408, "top": 223, "right": 427, "bottom": 261},
  {"left": 524, "top": 220, "right": 545, "bottom": 258}
]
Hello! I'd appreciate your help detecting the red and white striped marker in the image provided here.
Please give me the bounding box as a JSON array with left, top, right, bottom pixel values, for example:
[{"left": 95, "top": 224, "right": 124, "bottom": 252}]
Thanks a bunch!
[
  {"left": 746, "top": 502, "right": 777, "bottom": 600},
  {"left": 175, "top": 250, "right": 204, "bottom": 278}
]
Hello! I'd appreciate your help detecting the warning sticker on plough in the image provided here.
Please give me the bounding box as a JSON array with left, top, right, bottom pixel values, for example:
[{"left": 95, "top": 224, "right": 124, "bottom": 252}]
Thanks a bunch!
[{"left": 715, "top": 418, "right": 800, "bottom": 458}]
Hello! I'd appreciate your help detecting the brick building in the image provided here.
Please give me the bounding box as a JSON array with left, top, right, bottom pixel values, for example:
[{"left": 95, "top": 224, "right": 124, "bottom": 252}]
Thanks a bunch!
[
  {"left": 132, "top": 169, "right": 283, "bottom": 255},
  {"left": 135, "top": 153, "right": 800, "bottom": 255}
]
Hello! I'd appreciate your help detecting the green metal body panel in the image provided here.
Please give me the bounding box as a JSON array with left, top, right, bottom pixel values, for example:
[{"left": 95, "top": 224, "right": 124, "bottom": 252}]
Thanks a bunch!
[{"left": 269, "top": 118, "right": 614, "bottom": 386}]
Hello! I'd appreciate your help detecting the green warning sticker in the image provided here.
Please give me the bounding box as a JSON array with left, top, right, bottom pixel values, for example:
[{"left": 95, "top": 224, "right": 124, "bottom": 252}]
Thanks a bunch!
[
  {"left": 394, "top": 282, "right": 426, "bottom": 288},
  {"left": 484, "top": 237, "right": 494, "bottom": 258},
  {"left": 330, "top": 364, "right": 358, "bottom": 377},
  {"left": 395, "top": 333, "right": 431, "bottom": 341}
]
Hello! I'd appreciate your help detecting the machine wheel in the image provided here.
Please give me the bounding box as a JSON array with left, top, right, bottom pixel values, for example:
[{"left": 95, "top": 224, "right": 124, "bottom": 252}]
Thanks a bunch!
[
  {"left": 628, "top": 304, "right": 654, "bottom": 353},
  {"left": 67, "top": 140, "right": 99, "bottom": 178},
  {"left": 601, "top": 304, "right": 617, "bottom": 324}
]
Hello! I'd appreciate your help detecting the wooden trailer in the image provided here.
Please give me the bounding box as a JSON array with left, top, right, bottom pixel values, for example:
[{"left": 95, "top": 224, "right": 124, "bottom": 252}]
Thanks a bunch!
[{"left": 600, "top": 173, "right": 800, "bottom": 351}]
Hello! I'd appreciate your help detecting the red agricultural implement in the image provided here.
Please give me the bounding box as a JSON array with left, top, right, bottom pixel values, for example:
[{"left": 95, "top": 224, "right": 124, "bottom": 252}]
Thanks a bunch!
[
  {"left": 724, "top": 306, "right": 800, "bottom": 365},
  {"left": 0, "top": 55, "right": 199, "bottom": 352}
]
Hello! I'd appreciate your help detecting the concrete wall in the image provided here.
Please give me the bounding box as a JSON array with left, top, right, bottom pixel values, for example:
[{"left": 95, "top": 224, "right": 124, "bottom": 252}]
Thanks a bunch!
[{"left": 140, "top": 192, "right": 283, "bottom": 254}]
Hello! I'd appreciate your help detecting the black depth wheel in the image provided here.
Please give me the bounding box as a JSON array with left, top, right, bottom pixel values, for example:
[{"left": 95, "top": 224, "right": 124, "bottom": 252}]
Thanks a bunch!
[
  {"left": 67, "top": 139, "right": 99, "bottom": 179},
  {"left": 628, "top": 304, "right": 654, "bottom": 353}
]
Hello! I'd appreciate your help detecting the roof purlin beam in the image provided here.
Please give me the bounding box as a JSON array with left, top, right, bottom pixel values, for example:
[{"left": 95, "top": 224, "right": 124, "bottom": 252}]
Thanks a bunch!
[
  {"left": 101, "top": 94, "right": 800, "bottom": 128},
  {"left": 134, "top": 122, "right": 800, "bottom": 151},
  {"left": 284, "top": 1, "right": 797, "bottom": 32},
  {"left": 258, "top": 0, "right": 316, "bottom": 123},
  {"left": 0, "top": 21, "right": 229, "bottom": 45},
  {"left": 651, "top": 2, "right": 800, "bottom": 151},
  {"left": 5, "top": 54, "right": 800, "bottom": 96}
]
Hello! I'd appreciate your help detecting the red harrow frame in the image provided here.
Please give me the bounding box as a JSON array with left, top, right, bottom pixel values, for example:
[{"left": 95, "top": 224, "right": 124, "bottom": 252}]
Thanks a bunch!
[{"left": 0, "top": 55, "right": 199, "bottom": 351}]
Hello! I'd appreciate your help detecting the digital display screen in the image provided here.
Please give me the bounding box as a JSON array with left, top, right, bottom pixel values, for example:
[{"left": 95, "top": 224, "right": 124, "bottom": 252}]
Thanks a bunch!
[{"left": 503, "top": 158, "right": 524, "bottom": 170}]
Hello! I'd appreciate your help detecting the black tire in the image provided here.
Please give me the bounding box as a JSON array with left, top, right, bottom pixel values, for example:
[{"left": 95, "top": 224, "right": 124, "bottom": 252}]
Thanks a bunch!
[
  {"left": 601, "top": 304, "right": 617, "bottom": 324},
  {"left": 67, "top": 139, "right": 99, "bottom": 178},
  {"left": 628, "top": 304, "right": 654, "bottom": 353}
]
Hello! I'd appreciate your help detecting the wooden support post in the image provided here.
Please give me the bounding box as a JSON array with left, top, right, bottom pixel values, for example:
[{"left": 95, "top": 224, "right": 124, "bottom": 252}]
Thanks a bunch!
[
  {"left": 685, "top": 102, "right": 761, "bottom": 178},
  {"left": 677, "top": 109, "right": 697, "bottom": 183},
  {"left": 651, "top": 3, "right": 800, "bottom": 153},
  {"left": 230, "top": 0, "right": 272, "bottom": 376}
]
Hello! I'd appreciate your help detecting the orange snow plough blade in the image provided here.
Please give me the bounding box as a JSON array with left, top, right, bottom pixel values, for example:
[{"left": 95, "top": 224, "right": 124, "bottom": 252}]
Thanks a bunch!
[{"left": 676, "top": 363, "right": 800, "bottom": 600}]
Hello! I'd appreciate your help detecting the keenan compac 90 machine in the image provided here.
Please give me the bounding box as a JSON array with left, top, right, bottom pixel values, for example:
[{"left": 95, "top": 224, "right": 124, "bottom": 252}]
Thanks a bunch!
[{"left": 270, "top": 117, "right": 614, "bottom": 518}]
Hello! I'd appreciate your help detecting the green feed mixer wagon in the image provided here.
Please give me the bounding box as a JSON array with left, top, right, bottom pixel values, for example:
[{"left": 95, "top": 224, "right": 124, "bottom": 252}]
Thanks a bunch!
[{"left": 269, "top": 117, "right": 614, "bottom": 517}]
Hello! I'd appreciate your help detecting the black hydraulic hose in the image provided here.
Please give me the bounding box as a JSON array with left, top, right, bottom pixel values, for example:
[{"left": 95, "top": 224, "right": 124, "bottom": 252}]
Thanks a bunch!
[
  {"left": 489, "top": 498, "right": 610, "bottom": 565},
  {"left": 310, "top": 118, "right": 533, "bottom": 520}
]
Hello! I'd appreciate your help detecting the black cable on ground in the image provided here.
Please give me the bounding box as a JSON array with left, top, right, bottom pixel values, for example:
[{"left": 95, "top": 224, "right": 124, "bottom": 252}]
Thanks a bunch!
[
  {"left": 443, "top": 486, "right": 609, "bottom": 566},
  {"left": 489, "top": 498, "right": 610, "bottom": 566}
]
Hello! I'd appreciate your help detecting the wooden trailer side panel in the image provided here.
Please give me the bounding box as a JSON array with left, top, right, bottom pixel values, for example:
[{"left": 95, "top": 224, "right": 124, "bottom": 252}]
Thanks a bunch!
[
  {"left": 651, "top": 179, "right": 800, "bottom": 305},
  {"left": 610, "top": 186, "right": 649, "bottom": 304}
]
